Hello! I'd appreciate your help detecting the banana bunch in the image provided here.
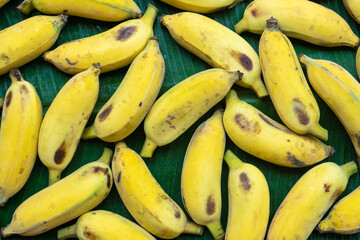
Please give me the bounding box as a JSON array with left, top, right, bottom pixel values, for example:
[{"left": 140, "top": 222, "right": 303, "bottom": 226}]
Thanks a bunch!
[
  {"left": 57, "top": 210, "right": 155, "bottom": 240},
  {"left": 159, "top": 0, "right": 241, "bottom": 13},
  {"left": 181, "top": 110, "right": 225, "bottom": 240},
  {"left": 82, "top": 36, "right": 165, "bottom": 142},
  {"left": 235, "top": 0, "right": 360, "bottom": 47},
  {"left": 1, "top": 148, "right": 113, "bottom": 237},
  {"left": 357, "top": 47, "right": 360, "bottom": 79},
  {"left": 0, "top": 0, "right": 9, "bottom": 8},
  {"left": 43, "top": 4, "right": 157, "bottom": 74},
  {"left": 38, "top": 64, "right": 100, "bottom": 185},
  {"left": 0, "top": 14, "right": 67, "bottom": 76},
  {"left": 0, "top": 69, "right": 42, "bottom": 206},
  {"left": 343, "top": 0, "right": 360, "bottom": 24},
  {"left": 223, "top": 90, "right": 334, "bottom": 167},
  {"left": 161, "top": 12, "right": 268, "bottom": 98},
  {"left": 224, "top": 150, "right": 269, "bottom": 240},
  {"left": 267, "top": 161, "right": 357, "bottom": 240},
  {"left": 17, "top": 0, "right": 141, "bottom": 21},
  {"left": 259, "top": 17, "right": 327, "bottom": 140}
]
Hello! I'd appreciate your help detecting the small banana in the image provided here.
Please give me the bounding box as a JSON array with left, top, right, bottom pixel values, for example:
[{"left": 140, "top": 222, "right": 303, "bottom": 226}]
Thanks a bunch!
[
  {"left": 159, "top": 0, "right": 241, "bottom": 13},
  {"left": 112, "top": 142, "right": 204, "bottom": 239},
  {"left": 0, "top": 69, "right": 42, "bottom": 206},
  {"left": 43, "top": 4, "right": 157, "bottom": 74},
  {"left": 0, "top": 0, "right": 10, "bottom": 8},
  {"left": 224, "top": 150, "right": 269, "bottom": 240},
  {"left": 259, "top": 17, "right": 327, "bottom": 140},
  {"left": 0, "top": 148, "right": 113, "bottom": 237},
  {"left": 343, "top": 0, "right": 360, "bottom": 24},
  {"left": 223, "top": 90, "right": 334, "bottom": 167},
  {"left": 82, "top": 36, "right": 165, "bottom": 142},
  {"left": 140, "top": 69, "right": 241, "bottom": 158},
  {"left": 161, "top": 12, "right": 268, "bottom": 98},
  {"left": 0, "top": 14, "right": 67, "bottom": 76},
  {"left": 38, "top": 64, "right": 100, "bottom": 185},
  {"left": 181, "top": 110, "right": 225, "bottom": 240},
  {"left": 357, "top": 47, "right": 360, "bottom": 79},
  {"left": 267, "top": 161, "right": 357, "bottom": 240},
  {"left": 235, "top": 0, "right": 360, "bottom": 47},
  {"left": 57, "top": 210, "right": 155, "bottom": 240}
]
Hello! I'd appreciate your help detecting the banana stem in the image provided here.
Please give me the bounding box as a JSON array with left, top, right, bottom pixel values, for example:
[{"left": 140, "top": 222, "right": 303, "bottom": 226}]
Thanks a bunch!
[
  {"left": 16, "top": 0, "right": 35, "bottom": 15},
  {"left": 1, "top": 226, "right": 12, "bottom": 238},
  {"left": 49, "top": 169, "right": 62, "bottom": 185},
  {"left": 57, "top": 224, "right": 77, "bottom": 240},
  {"left": 225, "top": 90, "right": 237, "bottom": 105},
  {"left": 249, "top": 77, "right": 269, "bottom": 98},
  {"left": 183, "top": 221, "right": 204, "bottom": 236},
  {"left": 224, "top": 150, "right": 243, "bottom": 169},
  {"left": 340, "top": 161, "right": 358, "bottom": 178},
  {"left": 82, "top": 126, "right": 97, "bottom": 140},
  {"left": 309, "top": 123, "right": 328, "bottom": 141},
  {"left": 97, "top": 148, "right": 113, "bottom": 166},
  {"left": 234, "top": 19, "right": 248, "bottom": 34},
  {"left": 140, "top": 137, "right": 158, "bottom": 158},
  {"left": 141, "top": 4, "right": 158, "bottom": 27},
  {"left": 9, "top": 69, "right": 23, "bottom": 83},
  {"left": 206, "top": 221, "right": 225, "bottom": 240}
]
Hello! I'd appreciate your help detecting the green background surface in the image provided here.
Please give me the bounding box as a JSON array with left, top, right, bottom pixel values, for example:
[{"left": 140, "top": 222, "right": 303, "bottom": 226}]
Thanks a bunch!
[{"left": 0, "top": 0, "right": 360, "bottom": 239}]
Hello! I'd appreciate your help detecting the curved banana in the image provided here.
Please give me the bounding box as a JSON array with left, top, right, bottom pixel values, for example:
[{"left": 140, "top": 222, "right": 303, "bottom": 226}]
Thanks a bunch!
[
  {"left": 223, "top": 90, "right": 334, "bottom": 167},
  {"left": 267, "top": 161, "right": 357, "bottom": 240},
  {"left": 224, "top": 150, "right": 269, "bottom": 240},
  {"left": 38, "top": 64, "right": 100, "bottom": 185},
  {"left": 0, "top": 69, "right": 42, "bottom": 206},
  {"left": 140, "top": 69, "right": 241, "bottom": 158},
  {"left": 82, "top": 37, "right": 165, "bottom": 142},
  {"left": 0, "top": 0, "right": 10, "bottom": 8},
  {"left": 43, "top": 4, "right": 157, "bottom": 74},
  {"left": 181, "top": 110, "right": 225, "bottom": 240},
  {"left": 159, "top": 0, "right": 241, "bottom": 13},
  {"left": 0, "top": 148, "right": 113, "bottom": 237},
  {"left": 112, "top": 142, "right": 204, "bottom": 239},
  {"left": 235, "top": 0, "right": 360, "bottom": 47},
  {"left": 161, "top": 12, "right": 268, "bottom": 98},
  {"left": 57, "top": 210, "right": 155, "bottom": 240},
  {"left": 0, "top": 14, "right": 67, "bottom": 76},
  {"left": 259, "top": 17, "right": 327, "bottom": 140},
  {"left": 357, "top": 47, "right": 360, "bottom": 79},
  {"left": 343, "top": 0, "right": 360, "bottom": 24}
]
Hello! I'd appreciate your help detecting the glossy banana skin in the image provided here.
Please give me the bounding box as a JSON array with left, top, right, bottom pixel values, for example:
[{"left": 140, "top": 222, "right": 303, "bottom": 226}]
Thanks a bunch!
[
  {"left": 159, "top": 0, "right": 241, "bottom": 13},
  {"left": 343, "top": 0, "right": 360, "bottom": 24},
  {"left": 0, "top": 0, "right": 10, "bottom": 8}
]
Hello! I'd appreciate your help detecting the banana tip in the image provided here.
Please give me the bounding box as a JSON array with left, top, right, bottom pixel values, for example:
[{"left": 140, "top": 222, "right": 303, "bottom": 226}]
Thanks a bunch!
[
  {"left": 92, "top": 63, "right": 102, "bottom": 69},
  {"left": 150, "top": 36, "right": 159, "bottom": 41},
  {"left": 356, "top": 40, "right": 360, "bottom": 49},
  {"left": 9, "top": 69, "right": 21, "bottom": 81},
  {"left": 60, "top": 14, "right": 69, "bottom": 23},
  {"left": 298, "top": 53, "right": 304, "bottom": 61},
  {"left": 237, "top": 70, "right": 244, "bottom": 81}
]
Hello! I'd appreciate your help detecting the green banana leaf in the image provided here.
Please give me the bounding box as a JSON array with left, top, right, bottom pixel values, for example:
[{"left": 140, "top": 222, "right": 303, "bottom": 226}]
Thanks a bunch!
[{"left": 0, "top": 0, "right": 359, "bottom": 239}]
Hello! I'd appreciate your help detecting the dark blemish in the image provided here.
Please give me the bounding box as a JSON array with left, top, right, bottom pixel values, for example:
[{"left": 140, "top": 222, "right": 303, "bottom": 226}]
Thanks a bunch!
[
  {"left": 106, "top": 174, "right": 111, "bottom": 188},
  {"left": 117, "top": 172, "right": 121, "bottom": 183},
  {"left": 215, "top": 93, "right": 220, "bottom": 97},
  {"left": 19, "top": 168, "right": 24, "bottom": 174},
  {"left": 293, "top": 98, "right": 310, "bottom": 125},
  {"left": 54, "top": 142, "right": 66, "bottom": 164},
  {"left": 166, "top": 120, "right": 172, "bottom": 125},
  {"left": 20, "top": 85, "right": 28, "bottom": 94},
  {"left": 170, "top": 126, "right": 176, "bottom": 129},
  {"left": 230, "top": 51, "right": 253, "bottom": 71},
  {"left": 168, "top": 115, "right": 175, "bottom": 120},
  {"left": 117, "top": 26, "right": 137, "bottom": 41},
  {"left": 84, "top": 231, "right": 96, "bottom": 240},
  {"left": 258, "top": 113, "right": 282, "bottom": 130},
  {"left": 139, "top": 101, "right": 142, "bottom": 107},
  {"left": 93, "top": 166, "right": 107, "bottom": 173},
  {"left": 5, "top": 91, "right": 12, "bottom": 107},
  {"left": 65, "top": 58, "right": 78, "bottom": 66},
  {"left": 175, "top": 210, "right": 181, "bottom": 218},
  {"left": 206, "top": 195, "right": 216, "bottom": 215},
  {"left": 1, "top": 53, "right": 10, "bottom": 63},
  {"left": 240, "top": 173, "right": 251, "bottom": 190},
  {"left": 251, "top": 9, "right": 257, "bottom": 17},
  {"left": 63, "top": 9, "right": 68, "bottom": 13},
  {"left": 234, "top": 114, "right": 260, "bottom": 133},
  {"left": 98, "top": 105, "right": 113, "bottom": 122},
  {"left": 42, "top": 221, "right": 47, "bottom": 224},
  {"left": 287, "top": 152, "right": 306, "bottom": 167},
  {"left": 355, "top": 134, "right": 360, "bottom": 149},
  {"left": 324, "top": 183, "right": 332, "bottom": 192}
]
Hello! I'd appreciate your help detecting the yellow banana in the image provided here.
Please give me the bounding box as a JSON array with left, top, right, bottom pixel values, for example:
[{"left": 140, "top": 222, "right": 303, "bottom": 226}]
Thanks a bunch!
[
  {"left": 43, "top": 4, "right": 157, "bottom": 74},
  {"left": 0, "top": 69, "right": 42, "bottom": 206},
  {"left": 223, "top": 90, "right": 334, "bottom": 167},
  {"left": 0, "top": 148, "right": 113, "bottom": 237},
  {"left": 267, "top": 161, "right": 357, "bottom": 240},
  {"left": 0, "top": 14, "right": 67, "bottom": 76},
  {"left": 38, "top": 64, "right": 100, "bottom": 185},
  {"left": 160, "top": 12, "right": 268, "bottom": 98},
  {"left": 17, "top": 0, "right": 141, "bottom": 21},
  {"left": 159, "top": 0, "right": 241, "bottom": 13},
  {"left": 57, "top": 210, "right": 156, "bottom": 240},
  {"left": 259, "top": 17, "right": 327, "bottom": 140},
  {"left": 181, "top": 110, "right": 225, "bottom": 240},
  {"left": 224, "top": 150, "right": 269, "bottom": 240},
  {"left": 357, "top": 47, "right": 360, "bottom": 79},
  {"left": 343, "top": 0, "right": 360, "bottom": 24},
  {"left": 82, "top": 37, "right": 165, "bottom": 142},
  {"left": 0, "top": 0, "right": 9, "bottom": 8},
  {"left": 112, "top": 142, "right": 204, "bottom": 239},
  {"left": 235, "top": 0, "right": 360, "bottom": 47}
]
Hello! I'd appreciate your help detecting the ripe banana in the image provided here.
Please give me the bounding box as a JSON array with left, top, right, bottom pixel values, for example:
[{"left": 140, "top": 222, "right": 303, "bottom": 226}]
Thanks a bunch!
[
  {"left": 357, "top": 47, "right": 360, "bottom": 79},
  {"left": 343, "top": 0, "right": 360, "bottom": 24},
  {"left": 140, "top": 69, "right": 241, "bottom": 158},
  {"left": 82, "top": 37, "right": 165, "bottom": 142},
  {"left": 0, "top": 14, "right": 67, "bottom": 76},
  {"left": 43, "top": 4, "right": 157, "bottom": 74},
  {"left": 161, "top": 12, "right": 268, "bottom": 98},
  {"left": 267, "top": 161, "right": 357, "bottom": 240},
  {"left": 235, "top": 0, "right": 360, "bottom": 47},
  {"left": 0, "top": 148, "right": 113, "bottom": 237},
  {"left": 17, "top": 0, "right": 141, "bottom": 21},
  {"left": 181, "top": 110, "right": 225, "bottom": 240},
  {"left": 112, "top": 142, "right": 204, "bottom": 239},
  {"left": 0, "top": 69, "right": 42, "bottom": 206},
  {"left": 223, "top": 90, "right": 334, "bottom": 167},
  {"left": 57, "top": 210, "right": 155, "bottom": 240},
  {"left": 0, "top": 0, "right": 9, "bottom": 8},
  {"left": 259, "top": 17, "right": 327, "bottom": 140},
  {"left": 159, "top": 0, "right": 241, "bottom": 13},
  {"left": 38, "top": 64, "right": 100, "bottom": 185},
  {"left": 224, "top": 150, "right": 269, "bottom": 240}
]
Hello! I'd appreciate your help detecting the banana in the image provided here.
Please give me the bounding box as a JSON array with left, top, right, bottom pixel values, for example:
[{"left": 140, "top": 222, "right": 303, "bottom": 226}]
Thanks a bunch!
[
  {"left": 267, "top": 161, "right": 357, "bottom": 240},
  {"left": 223, "top": 90, "right": 334, "bottom": 167},
  {"left": 235, "top": 0, "right": 360, "bottom": 47},
  {"left": 82, "top": 36, "right": 165, "bottom": 142},
  {"left": 159, "top": 0, "right": 241, "bottom": 13},
  {"left": 38, "top": 64, "right": 100, "bottom": 185},
  {"left": 357, "top": 47, "right": 360, "bottom": 79},
  {"left": 17, "top": 0, "right": 141, "bottom": 21},
  {"left": 343, "top": 0, "right": 360, "bottom": 24},
  {"left": 0, "top": 148, "right": 113, "bottom": 237},
  {"left": 181, "top": 110, "right": 225, "bottom": 240},
  {"left": 259, "top": 17, "right": 327, "bottom": 140},
  {"left": 43, "top": 4, "right": 157, "bottom": 74},
  {"left": 160, "top": 12, "right": 268, "bottom": 98},
  {"left": 140, "top": 69, "right": 241, "bottom": 158},
  {"left": 0, "top": 69, "right": 42, "bottom": 206},
  {"left": 112, "top": 142, "right": 204, "bottom": 239},
  {"left": 224, "top": 150, "right": 269, "bottom": 240},
  {"left": 57, "top": 210, "right": 156, "bottom": 240},
  {"left": 0, "top": 0, "right": 10, "bottom": 8},
  {"left": 0, "top": 14, "right": 67, "bottom": 76}
]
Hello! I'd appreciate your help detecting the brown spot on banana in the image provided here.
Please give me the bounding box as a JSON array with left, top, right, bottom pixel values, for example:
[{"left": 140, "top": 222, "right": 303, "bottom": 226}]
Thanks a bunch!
[
  {"left": 84, "top": 230, "right": 96, "bottom": 240},
  {"left": 117, "top": 172, "right": 121, "bottom": 183},
  {"left": 98, "top": 105, "right": 113, "bottom": 122},
  {"left": 175, "top": 210, "right": 181, "bottom": 218},
  {"left": 54, "top": 142, "right": 67, "bottom": 164},
  {"left": 139, "top": 101, "right": 142, "bottom": 107},
  {"left": 206, "top": 195, "right": 216, "bottom": 215},
  {"left": 324, "top": 183, "right": 332, "bottom": 192},
  {"left": 65, "top": 58, "right": 78, "bottom": 66},
  {"left": 286, "top": 152, "right": 306, "bottom": 167},
  {"left": 230, "top": 50, "right": 253, "bottom": 71},
  {"left": 117, "top": 26, "right": 137, "bottom": 41},
  {"left": 240, "top": 173, "right": 251, "bottom": 190},
  {"left": 293, "top": 98, "right": 310, "bottom": 125},
  {"left": 251, "top": 9, "right": 258, "bottom": 17},
  {"left": 5, "top": 91, "right": 12, "bottom": 107},
  {"left": 234, "top": 114, "right": 261, "bottom": 133},
  {"left": 20, "top": 85, "right": 28, "bottom": 94},
  {"left": 1, "top": 53, "right": 10, "bottom": 64}
]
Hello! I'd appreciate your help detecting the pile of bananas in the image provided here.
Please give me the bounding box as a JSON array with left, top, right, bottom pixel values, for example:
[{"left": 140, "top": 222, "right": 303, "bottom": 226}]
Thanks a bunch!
[{"left": 0, "top": 0, "right": 360, "bottom": 239}]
